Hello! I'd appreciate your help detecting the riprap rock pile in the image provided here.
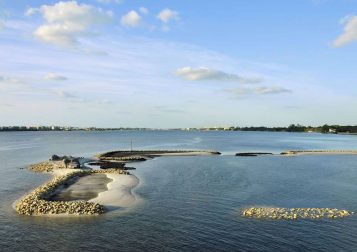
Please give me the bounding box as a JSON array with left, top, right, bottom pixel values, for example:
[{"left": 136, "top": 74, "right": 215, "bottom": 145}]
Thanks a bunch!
[
  {"left": 16, "top": 171, "right": 107, "bottom": 216},
  {"left": 242, "top": 207, "right": 353, "bottom": 220}
]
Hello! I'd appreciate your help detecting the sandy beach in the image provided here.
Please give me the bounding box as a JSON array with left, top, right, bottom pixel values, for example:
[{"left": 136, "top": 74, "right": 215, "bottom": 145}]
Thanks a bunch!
[{"left": 89, "top": 174, "right": 140, "bottom": 212}]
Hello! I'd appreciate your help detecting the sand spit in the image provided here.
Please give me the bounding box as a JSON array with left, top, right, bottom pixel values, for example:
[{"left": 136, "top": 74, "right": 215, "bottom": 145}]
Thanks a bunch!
[
  {"left": 89, "top": 174, "right": 140, "bottom": 211},
  {"left": 281, "top": 150, "right": 357, "bottom": 156},
  {"left": 242, "top": 207, "right": 353, "bottom": 220}
]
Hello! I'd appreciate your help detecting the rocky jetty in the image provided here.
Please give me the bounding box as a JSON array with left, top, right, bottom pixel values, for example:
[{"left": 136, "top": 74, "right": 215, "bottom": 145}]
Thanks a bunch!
[
  {"left": 98, "top": 150, "right": 221, "bottom": 162},
  {"left": 99, "top": 155, "right": 148, "bottom": 162},
  {"left": 87, "top": 161, "right": 135, "bottom": 170},
  {"left": 16, "top": 169, "right": 130, "bottom": 216},
  {"left": 242, "top": 207, "right": 353, "bottom": 220},
  {"left": 93, "top": 169, "right": 130, "bottom": 175},
  {"left": 16, "top": 171, "right": 104, "bottom": 216},
  {"left": 29, "top": 161, "right": 57, "bottom": 172},
  {"left": 236, "top": 152, "right": 273, "bottom": 157}
]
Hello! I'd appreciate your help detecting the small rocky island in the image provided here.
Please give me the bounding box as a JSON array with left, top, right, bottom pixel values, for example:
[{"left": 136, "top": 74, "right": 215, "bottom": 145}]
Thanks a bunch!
[
  {"left": 16, "top": 150, "right": 220, "bottom": 216},
  {"left": 242, "top": 207, "right": 353, "bottom": 220}
]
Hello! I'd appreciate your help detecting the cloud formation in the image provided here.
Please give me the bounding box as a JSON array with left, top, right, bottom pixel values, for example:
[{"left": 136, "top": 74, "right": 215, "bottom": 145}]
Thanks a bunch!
[
  {"left": 155, "top": 8, "right": 179, "bottom": 32},
  {"left": 333, "top": 15, "right": 357, "bottom": 47},
  {"left": 227, "top": 86, "right": 292, "bottom": 96},
  {"left": 26, "top": 1, "right": 113, "bottom": 46},
  {"left": 44, "top": 73, "right": 68, "bottom": 81},
  {"left": 157, "top": 8, "right": 179, "bottom": 23},
  {"left": 121, "top": 10, "right": 141, "bottom": 27},
  {"left": 175, "top": 67, "right": 262, "bottom": 84}
]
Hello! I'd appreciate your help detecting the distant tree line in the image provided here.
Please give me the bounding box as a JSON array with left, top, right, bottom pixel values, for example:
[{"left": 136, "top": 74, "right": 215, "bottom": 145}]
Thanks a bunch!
[
  {"left": 0, "top": 126, "right": 154, "bottom": 132},
  {"left": 231, "top": 124, "right": 357, "bottom": 134}
]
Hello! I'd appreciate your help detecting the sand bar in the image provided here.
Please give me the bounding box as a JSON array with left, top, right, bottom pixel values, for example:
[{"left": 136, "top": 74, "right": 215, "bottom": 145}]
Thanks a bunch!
[
  {"left": 50, "top": 174, "right": 112, "bottom": 202},
  {"left": 89, "top": 174, "right": 140, "bottom": 211}
]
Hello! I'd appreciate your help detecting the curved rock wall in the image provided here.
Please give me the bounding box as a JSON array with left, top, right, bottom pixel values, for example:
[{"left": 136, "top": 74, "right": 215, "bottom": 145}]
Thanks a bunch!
[
  {"left": 242, "top": 207, "right": 353, "bottom": 220},
  {"left": 16, "top": 169, "right": 130, "bottom": 216}
]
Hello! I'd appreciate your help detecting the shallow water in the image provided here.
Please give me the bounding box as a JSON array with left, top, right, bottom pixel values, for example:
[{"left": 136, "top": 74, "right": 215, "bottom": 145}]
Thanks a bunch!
[{"left": 1, "top": 131, "right": 357, "bottom": 251}]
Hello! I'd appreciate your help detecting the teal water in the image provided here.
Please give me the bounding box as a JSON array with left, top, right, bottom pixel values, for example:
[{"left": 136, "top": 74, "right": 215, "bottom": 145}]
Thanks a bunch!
[{"left": 1, "top": 131, "right": 357, "bottom": 251}]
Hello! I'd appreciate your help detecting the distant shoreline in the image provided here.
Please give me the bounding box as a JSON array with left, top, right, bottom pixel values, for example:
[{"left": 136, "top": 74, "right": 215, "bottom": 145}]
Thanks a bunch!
[{"left": 1, "top": 124, "right": 357, "bottom": 134}]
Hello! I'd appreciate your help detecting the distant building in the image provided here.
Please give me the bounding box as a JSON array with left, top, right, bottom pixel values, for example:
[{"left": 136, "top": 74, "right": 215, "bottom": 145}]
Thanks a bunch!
[{"left": 329, "top": 128, "right": 336, "bottom": 133}]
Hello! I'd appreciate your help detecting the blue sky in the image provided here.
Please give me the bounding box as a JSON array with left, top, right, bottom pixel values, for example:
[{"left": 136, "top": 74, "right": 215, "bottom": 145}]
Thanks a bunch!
[{"left": 0, "top": 0, "right": 357, "bottom": 128}]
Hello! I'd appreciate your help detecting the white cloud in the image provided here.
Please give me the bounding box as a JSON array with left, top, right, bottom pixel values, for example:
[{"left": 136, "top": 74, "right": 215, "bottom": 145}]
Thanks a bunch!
[
  {"left": 333, "top": 15, "right": 357, "bottom": 47},
  {"left": 1, "top": 28, "right": 340, "bottom": 127},
  {"left": 26, "top": 1, "right": 113, "bottom": 47},
  {"left": 256, "top": 86, "right": 291, "bottom": 94},
  {"left": 227, "top": 86, "right": 292, "bottom": 96},
  {"left": 175, "top": 67, "right": 262, "bottom": 84},
  {"left": 44, "top": 73, "right": 68, "bottom": 81},
  {"left": 120, "top": 10, "right": 141, "bottom": 27},
  {"left": 157, "top": 8, "right": 179, "bottom": 23},
  {"left": 139, "top": 7, "right": 149, "bottom": 15}
]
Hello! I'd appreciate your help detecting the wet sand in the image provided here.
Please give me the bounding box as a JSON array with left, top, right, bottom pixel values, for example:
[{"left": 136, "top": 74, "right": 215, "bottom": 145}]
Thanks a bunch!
[
  {"left": 89, "top": 174, "right": 140, "bottom": 211},
  {"left": 50, "top": 174, "right": 112, "bottom": 202},
  {"left": 48, "top": 171, "right": 140, "bottom": 212}
]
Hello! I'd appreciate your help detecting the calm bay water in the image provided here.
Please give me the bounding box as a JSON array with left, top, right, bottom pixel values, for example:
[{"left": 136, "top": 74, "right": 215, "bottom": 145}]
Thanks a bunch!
[{"left": 1, "top": 131, "right": 357, "bottom": 251}]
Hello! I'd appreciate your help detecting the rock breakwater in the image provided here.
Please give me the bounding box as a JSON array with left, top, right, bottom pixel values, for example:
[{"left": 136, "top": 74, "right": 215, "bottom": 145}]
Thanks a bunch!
[
  {"left": 16, "top": 169, "right": 130, "bottom": 216},
  {"left": 16, "top": 171, "right": 104, "bottom": 216},
  {"left": 97, "top": 150, "right": 221, "bottom": 162},
  {"left": 242, "top": 207, "right": 353, "bottom": 220},
  {"left": 236, "top": 152, "right": 273, "bottom": 157}
]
